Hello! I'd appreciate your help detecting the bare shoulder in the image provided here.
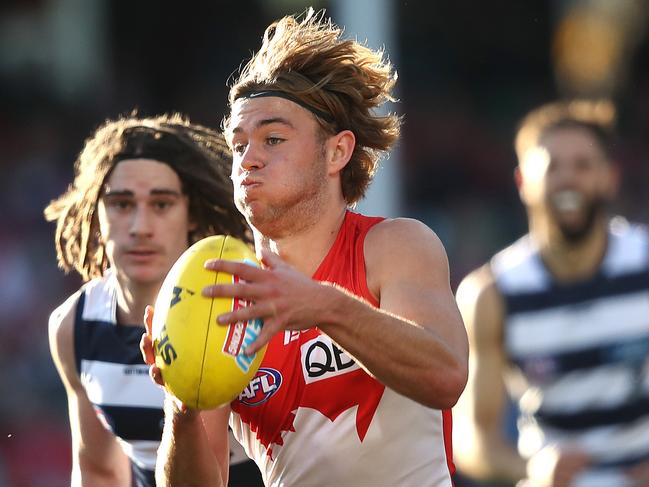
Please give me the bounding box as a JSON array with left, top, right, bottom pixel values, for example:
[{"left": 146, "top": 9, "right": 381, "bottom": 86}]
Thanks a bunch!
[
  {"left": 364, "top": 217, "right": 449, "bottom": 299},
  {"left": 365, "top": 217, "right": 447, "bottom": 266},
  {"left": 455, "top": 264, "right": 504, "bottom": 341},
  {"left": 456, "top": 264, "right": 498, "bottom": 309},
  {"left": 49, "top": 290, "right": 83, "bottom": 388},
  {"left": 49, "top": 291, "right": 81, "bottom": 343}
]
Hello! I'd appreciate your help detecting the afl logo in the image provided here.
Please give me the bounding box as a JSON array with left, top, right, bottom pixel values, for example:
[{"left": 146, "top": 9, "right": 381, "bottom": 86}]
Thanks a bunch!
[{"left": 238, "top": 368, "right": 282, "bottom": 406}]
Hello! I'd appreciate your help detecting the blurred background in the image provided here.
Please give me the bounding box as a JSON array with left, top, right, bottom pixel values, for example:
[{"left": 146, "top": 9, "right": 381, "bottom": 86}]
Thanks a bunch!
[{"left": 1, "top": 0, "right": 648, "bottom": 485}]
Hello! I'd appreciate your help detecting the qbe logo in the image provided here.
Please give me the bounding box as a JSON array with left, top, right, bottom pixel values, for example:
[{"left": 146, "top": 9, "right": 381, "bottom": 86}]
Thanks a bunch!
[
  {"left": 238, "top": 368, "right": 282, "bottom": 406},
  {"left": 300, "top": 335, "right": 359, "bottom": 384}
]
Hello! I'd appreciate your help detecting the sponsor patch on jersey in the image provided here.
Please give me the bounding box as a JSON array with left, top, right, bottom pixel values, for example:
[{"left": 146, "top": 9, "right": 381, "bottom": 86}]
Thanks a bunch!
[
  {"left": 223, "top": 274, "right": 258, "bottom": 361},
  {"left": 123, "top": 365, "right": 149, "bottom": 376},
  {"left": 223, "top": 321, "right": 247, "bottom": 357},
  {"left": 238, "top": 367, "right": 282, "bottom": 406},
  {"left": 300, "top": 335, "right": 359, "bottom": 384}
]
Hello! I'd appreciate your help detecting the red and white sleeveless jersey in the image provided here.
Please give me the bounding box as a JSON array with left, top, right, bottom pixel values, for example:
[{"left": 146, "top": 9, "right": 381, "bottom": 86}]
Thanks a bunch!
[{"left": 230, "top": 211, "right": 455, "bottom": 487}]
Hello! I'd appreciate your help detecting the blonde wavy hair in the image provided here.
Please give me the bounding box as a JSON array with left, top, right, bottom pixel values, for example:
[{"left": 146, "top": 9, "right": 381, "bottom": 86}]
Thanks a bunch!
[{"left": 224, "top": 9, "right": 401, "bottom": 205}]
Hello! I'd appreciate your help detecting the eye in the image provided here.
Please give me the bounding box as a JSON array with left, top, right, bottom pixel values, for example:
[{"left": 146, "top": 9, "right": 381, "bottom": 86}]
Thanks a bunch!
[
  {"left": 107, "top": 199, "right": 133, "bottom": 210},
  {"left": 152, "top": 199, "right": 176, "bottom": 212},
  {"left": 154, "top": 201, "right": 170, "bottom": 210},
  {"left": 233, "top": 142, "right": 247, "bottom": 155},
  {"left": 267, "top": 136, "right": 284, "bottom": 146}
]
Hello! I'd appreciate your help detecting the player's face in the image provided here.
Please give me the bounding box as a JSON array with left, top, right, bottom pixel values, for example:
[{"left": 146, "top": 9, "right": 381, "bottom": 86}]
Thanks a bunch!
[
  {"left": 519, "top": 126, "right": 616, "bottom": 242},
  {"left": 97, "top": 158, "right": 194, "bottom": 287},
  {"left": 227, "top": 96, "right": 330, "bottom": 237}
]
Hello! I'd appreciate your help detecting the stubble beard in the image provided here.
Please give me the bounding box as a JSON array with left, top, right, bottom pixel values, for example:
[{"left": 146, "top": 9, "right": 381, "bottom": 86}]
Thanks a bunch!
[
  {"left": 553, "top": 196, "right": 609, "bottom": 244},
  {"left": 237, "top": 167, "right": 329, "bottom": 240}
]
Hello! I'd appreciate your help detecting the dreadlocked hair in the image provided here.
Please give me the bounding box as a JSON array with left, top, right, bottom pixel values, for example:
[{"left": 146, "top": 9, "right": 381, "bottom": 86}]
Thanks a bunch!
[
  {"left": 44, "top": 113, "right": 251, "bottom": 281},
  {"left": 225, "top": 8, "right": 401, "bottom": 205}
]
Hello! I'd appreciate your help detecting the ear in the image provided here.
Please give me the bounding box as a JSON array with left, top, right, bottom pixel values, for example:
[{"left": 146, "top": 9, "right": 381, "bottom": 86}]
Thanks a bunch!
[
  {"left": 325, "top": 130, "right": 356, "bottom": 176},
  {"left": 185, "top": 197, "right": 198, "bottom": 232},
  {"left": 514, "top": 166, "right": 523, "bottom": 191},
  {"left": 514, "top": 165, "right": 528, "bottom": 204},
  {"left": 187, "top": 210, "right": 198, "bottom": 240}
]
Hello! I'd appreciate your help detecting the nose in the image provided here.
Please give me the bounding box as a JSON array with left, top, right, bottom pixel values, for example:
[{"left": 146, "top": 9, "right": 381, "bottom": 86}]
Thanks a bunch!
[
  {"left": 239, "top": 141, "right": 265, "bottom": 171},
  {"left": 551, "top": 159, "right": 582, "bottom": 189},
  {"left": 129, "top": 205, "right": 154, "bottom": 238}
]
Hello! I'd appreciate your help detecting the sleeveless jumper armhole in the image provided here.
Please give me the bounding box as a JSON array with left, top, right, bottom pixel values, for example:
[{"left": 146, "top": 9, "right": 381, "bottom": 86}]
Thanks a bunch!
[{"left": 73, "top": 291, "right": 86, "bottom": 378}]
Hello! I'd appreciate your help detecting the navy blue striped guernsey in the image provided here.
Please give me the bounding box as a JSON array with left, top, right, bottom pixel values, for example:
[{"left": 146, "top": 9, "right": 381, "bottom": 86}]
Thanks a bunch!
[
  {"left": 74, "top": 270, "right": 163, "bottom": 487},
  {"left": 74, "top": 270, "right": 265, "bottom": 487},
  {"left": 491, "top": 218, "right": 649, "bottom": 486}
]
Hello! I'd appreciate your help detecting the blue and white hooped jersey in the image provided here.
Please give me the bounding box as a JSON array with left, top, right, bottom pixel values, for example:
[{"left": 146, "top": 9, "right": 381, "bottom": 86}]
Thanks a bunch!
[
  {"left": 74, "top": 270, "right": 163, "bottom": 487},
  {"left": 491, "top": 218, "right": 649, "bottom": 484}
]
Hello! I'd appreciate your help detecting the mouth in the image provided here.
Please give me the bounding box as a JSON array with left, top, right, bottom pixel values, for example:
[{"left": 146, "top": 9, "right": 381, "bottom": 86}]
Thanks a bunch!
[
  {"left": 240, "top": 178, "right": 261, "bottom": 188},
  {"left": 125, "top": 249, "right": 158, "bottom": 258},
  {"left": 550, "top": 190, "right": 583, "bottom": 212}
]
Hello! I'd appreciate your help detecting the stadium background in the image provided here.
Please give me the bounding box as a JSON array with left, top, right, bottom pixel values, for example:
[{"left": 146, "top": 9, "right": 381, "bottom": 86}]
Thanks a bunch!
[{"left": 1, "top": 0, "right": 648, "bottom": 485}]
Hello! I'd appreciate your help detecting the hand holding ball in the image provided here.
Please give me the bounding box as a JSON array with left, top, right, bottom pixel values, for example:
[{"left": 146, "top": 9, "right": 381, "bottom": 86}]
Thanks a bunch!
[{"left": 152, "top": 236, "right": 266, "bottom": 409}]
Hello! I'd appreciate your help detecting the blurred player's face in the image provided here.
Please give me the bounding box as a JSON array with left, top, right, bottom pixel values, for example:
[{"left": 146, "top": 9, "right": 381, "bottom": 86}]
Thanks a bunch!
[
  {"left": 518, "top": 126, "right": 617, "bottom": 242},
  {"left": 97, "top": 158, "right": 194, "bottom": 288},
  {"left": 227, "top": 96, "right": 331, "bottom": 237}
]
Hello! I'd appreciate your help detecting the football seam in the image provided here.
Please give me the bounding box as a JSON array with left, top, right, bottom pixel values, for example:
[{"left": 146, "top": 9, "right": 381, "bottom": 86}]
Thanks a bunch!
[{"left": 196, "top": 237, "right": 226, "bottom": 409}]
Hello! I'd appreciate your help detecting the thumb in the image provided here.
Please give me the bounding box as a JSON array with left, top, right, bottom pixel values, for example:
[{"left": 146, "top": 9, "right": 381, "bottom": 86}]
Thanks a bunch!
[{"left": 144, "top": 305, "right": 154, "bottom": 336}]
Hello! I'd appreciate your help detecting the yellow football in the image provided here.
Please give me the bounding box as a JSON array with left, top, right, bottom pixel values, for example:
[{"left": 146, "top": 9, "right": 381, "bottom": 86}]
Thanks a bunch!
[{"left": 152, "top": 235, "right": 266, "bottom": 409}]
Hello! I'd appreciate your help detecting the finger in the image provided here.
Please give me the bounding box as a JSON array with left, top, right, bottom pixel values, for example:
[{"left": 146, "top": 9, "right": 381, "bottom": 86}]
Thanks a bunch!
[
  {"left": 626, "top": 462, "right": 649, "bottom": 482},
  {"left": 554, "top": 455, "right": 589, "bottom": 487},
  {"left": 217, "top": 302, "right": 276, "bottom": 325},
  {"left": 149, "top": 364, "right": 164, "bottom": 386},
  {"left": 558, "top": 452, "right": 590, "bottom": 471},
  {"left": 171, "top": 394, "right": 188, "bottom": 413},
  {"left": 144, "top": 305, "right": 154, "bottom": 335},
  {"left": 553, "top": 474, "right": 571, "bottom": 487},
  {"left": 244, "top": 319, "right": 277, "bottom": 355},
  {"left": 164, "top": 393, "right": 190, "bottom": 414},
  {"left": 202, "top": 282, "right": 262, "bottom": 300},
  {"left": 140, "top": 332, "right": 155, "bottom": 365},
  {"left": 204, "top": 259, "right": 264, "bottom": 279},
  {"left": 260, "top": 248, "right": 283, "bottom": 269}
]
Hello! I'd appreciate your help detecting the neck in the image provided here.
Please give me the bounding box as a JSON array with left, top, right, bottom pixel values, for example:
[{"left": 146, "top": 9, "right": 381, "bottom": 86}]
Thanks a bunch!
[
  {"left": 254, "top": 203, "right": 347, "bottom": 276},
  {"left": 114, "top": 275, "right": 161, "bottom": 326},
  {"left": 530, "top": 215, "right": 609, "bottom": 283}
]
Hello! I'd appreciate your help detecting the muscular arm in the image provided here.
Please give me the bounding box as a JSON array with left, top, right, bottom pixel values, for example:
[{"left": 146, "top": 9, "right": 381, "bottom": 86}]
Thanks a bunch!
[
  {"left": 453, "top": 265, "right": 527, "bottom": 483},
  {"left": 156, "top": 400, "right": 230, "bottom": 487},
  {"left": 140, "top": 309, "right": 231, "bottom": 487},
  {"left": 317, "top": 218, "right": 468, "bottom": 408},
  {"left": 48, "top": 294, "right": 131, "bottom": 487},
  {"left": 209, "top": 218, "right": 468, "bottom": 409}
]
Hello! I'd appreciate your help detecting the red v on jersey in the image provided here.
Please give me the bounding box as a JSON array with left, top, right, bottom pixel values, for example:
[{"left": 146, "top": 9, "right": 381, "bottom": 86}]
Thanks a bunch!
[
  {"left": 228, "top": 212, "right": 455, "bottom": 486},
  {"left": 231, "top": 328, "right": 385, "bottom": 458}
]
